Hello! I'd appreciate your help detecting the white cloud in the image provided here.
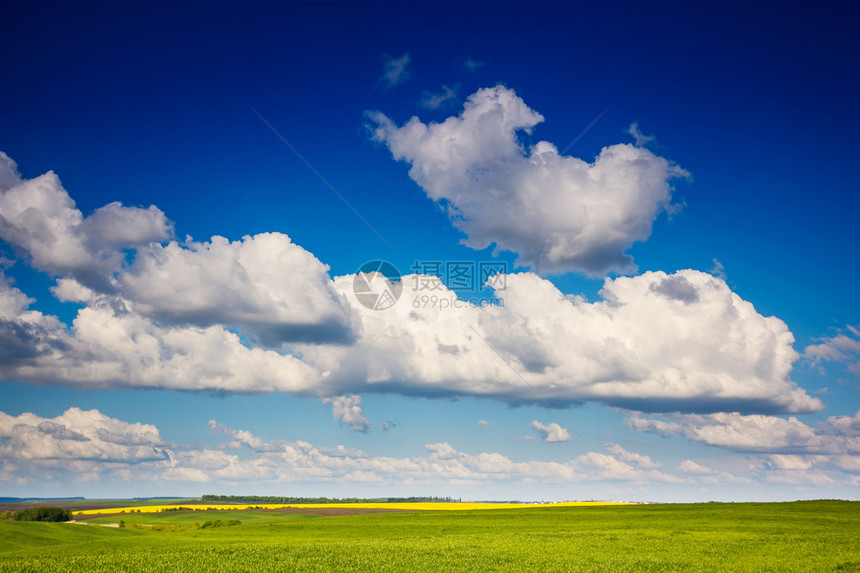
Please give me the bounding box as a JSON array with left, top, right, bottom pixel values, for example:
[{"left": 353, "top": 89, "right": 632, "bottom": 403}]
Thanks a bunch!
[
  {"left": 323, "top": 395, "right": 373, "bottom": 432},
  {"left": 0, "top": 262, "right": 821, "bottom": 413},
  {"left": 626, "top": 411, "right": 856, "bottom": 454},
  {"left": 0, "top": 152, "right": 820, "bottom": 415},
  {"left": 626, "top": 123, "right": 655, "bottom": 147},
  {"left": 0, "top": 152, "right": 21, "bottom": 192},
  {"left": 0, "top": 152, "right": 171, "bottom": 290},
  {"left": 531, "top": 420, "right": 572, "bottom": 442},
  {"left": 115, "top": 233, "right": 355, "bottom": 346},
  {"left": 604, "top": 443, "right": 661, "bottom": 469},
  {"left": 804, "top": 325, "right": 860, "bottom": 376},
  {"left": 307, "top": 269, "right": 820, "bottom": 414},
  {"left": 368, "top": 85, "right": 689, "bottom": 274},
  {"left": 0, "top": 276, "right": 322, "bottom": 393},
  {"left": 0, "top": 158, "right": 352, "bottom": 347},
  {"left": 193, "top": 424, "right": 684, "bottom": 485},
  {"left": 0, "top": 273, "right": 74, "bottom": 372},
  {"left": 420, "top": 85, "right": 458, "bottom": 109},
  {"left": 709, "top": 258, "right": 726, "bottom": 280},
  {"left": 823, "top": 410, "right": 860, "bottom": 436},
  {"left": 379, "top": 53, "right": 411, "bottom": 89},
  {"left": 477, "top": 419, "right": 492, "bottom": 428},
  {"left": 752, "top": 454, "right": 838, "bottom": 486},
  {"left": 0, "top": 409, "right": 685, "bottom": 487},
  {"left": 5, "top": 410, "right": 859, "bottom": 491},
  {"left": 676, "top": 459, "right": 750, "bottom": 485},
  {"left": 678, "top": 460, "right": 716, "bottom": 475},
  {"left": 575, "top": 444, "right": 680, "bottom": 483},
  {"left": 0, "top": 408, "right": 168, "bottom": 464},
  {"left": 208, "top": 420, "right": 281, "bottom": 452},
  {"left": 628, "top": 406, "right": 860, "bottom": 486},
  {"left": 763, "top": 454, "right": 816, "bottom": 471}
]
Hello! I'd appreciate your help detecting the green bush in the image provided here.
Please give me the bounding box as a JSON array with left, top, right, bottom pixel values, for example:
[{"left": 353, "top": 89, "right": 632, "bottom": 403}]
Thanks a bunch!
[
  {"left": 197, "top": 519, "right": 241, "bottom": 529},
  {"left": 13, "top": 507, "right": 72, "bottom": 522}
]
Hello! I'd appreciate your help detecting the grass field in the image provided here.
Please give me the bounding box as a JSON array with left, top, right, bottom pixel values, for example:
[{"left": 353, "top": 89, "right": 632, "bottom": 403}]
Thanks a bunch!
[{"left": 1, "top": 500, "right": 858, "bottom": 571}]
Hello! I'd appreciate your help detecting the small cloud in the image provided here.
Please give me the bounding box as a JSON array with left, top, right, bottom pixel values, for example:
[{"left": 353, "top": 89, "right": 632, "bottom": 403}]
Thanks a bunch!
[
  {"left": 381, "top": 420, "right": 398, "bottom": 431},
  {"left": 322, "top": 395, "right": 373, "bottom": 432},
  {"left": 319, "top": 444, "right": 367, "bottom": 458},
  {"left": 678, "top": 459, "right": 716, "bottom": 475},
  {"left": 627, "top": 123, "right": 655, "bottom": 147},
  {"left": 531, "top": 420, "right": 572, "bottom": 443},
  {"left": 379, "top": 53, "right": 411, "bottom": 89},
  {"left": 709, "top": 258, "right": 726, "bottom": 280},
  {"left": 420, "top": 85, "right": 458, "bottom": 109},
  {"left": 804, "top": 325, "right": 860, "bottom": 376},
  {"left": 463, "top": 57, "right": 485, "bottom": 72},
  {"left": 477, "top": 419, "right": 492, "bottom": 428}
]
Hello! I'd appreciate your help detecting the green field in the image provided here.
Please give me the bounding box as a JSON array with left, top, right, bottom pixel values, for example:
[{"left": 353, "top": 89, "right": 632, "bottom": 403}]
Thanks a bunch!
[{"left": 1, "top": 501, "right": 859, "bottom": 571}]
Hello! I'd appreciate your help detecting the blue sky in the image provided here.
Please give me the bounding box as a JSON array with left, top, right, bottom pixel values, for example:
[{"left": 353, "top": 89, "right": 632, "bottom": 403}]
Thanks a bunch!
[{"left": 1, "top": 1, "right": 858, "bottom": 502}]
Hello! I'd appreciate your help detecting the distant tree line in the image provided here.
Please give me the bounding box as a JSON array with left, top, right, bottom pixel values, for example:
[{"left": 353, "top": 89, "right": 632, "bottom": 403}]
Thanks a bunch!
[
  {"left": 201, "top": 495, "right": 458, "bottom": 504},
  {"left": 0, "top": 507, "right": 72, "bottom": 522}
]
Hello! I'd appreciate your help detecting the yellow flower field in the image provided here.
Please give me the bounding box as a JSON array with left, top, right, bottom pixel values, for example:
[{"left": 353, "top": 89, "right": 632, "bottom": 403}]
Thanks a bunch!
[{"left": 73, "top": 501, "right": 627, "bottom": 516}]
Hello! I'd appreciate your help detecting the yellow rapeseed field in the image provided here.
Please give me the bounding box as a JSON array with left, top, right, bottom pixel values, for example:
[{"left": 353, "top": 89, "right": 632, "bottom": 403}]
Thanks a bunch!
[{"left": 73, "top": 501, "right": 627, "bottom": 516}]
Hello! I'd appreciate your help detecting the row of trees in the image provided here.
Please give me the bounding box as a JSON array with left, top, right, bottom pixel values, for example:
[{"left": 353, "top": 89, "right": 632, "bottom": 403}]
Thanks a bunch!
[
  {"left": 201, "top": 495, "right": 459, "bottom": 504},
  {"left": 0, "top": 507, "right": 72, "bottom": 522}
]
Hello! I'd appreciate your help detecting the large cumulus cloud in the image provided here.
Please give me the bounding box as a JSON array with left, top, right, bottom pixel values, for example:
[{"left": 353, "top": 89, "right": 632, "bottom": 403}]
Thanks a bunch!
[
  {"left": 304, "top": 270, "right": 820, "bottom": 414},
  {"left": 115, "top": 233, "right": 355, "bottom": 345},
  {"left": 0, "top": 151, "right": 820, "bottom": 414},
  {"left": 0, "top": 257, "right": 820, "bottom": 414},
  {"left": 0, "top": 275, "right": 322, "bottom": 393},
  {"left": 368, "top": 85, "right": 688, "bottom": 274},
  {"left": 0, "top": 152, "right": 172, "bottom": 290}
]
